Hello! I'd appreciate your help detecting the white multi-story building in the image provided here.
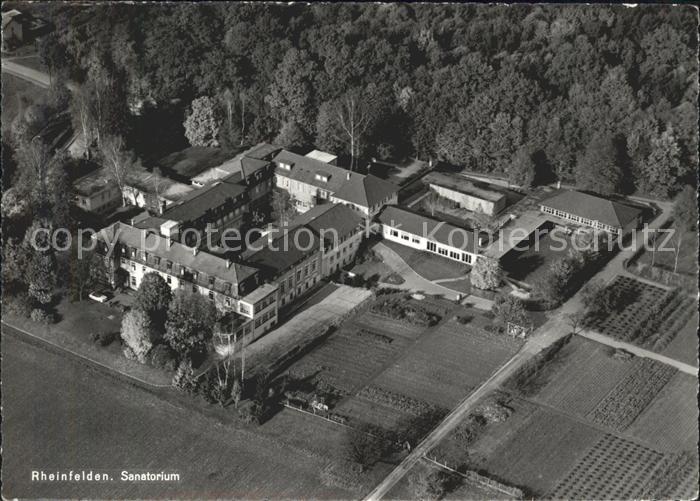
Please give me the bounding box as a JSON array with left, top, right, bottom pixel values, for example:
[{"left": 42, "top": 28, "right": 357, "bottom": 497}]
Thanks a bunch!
[{"left": 93, "top": 222, "right": 278, "bottom": 340}]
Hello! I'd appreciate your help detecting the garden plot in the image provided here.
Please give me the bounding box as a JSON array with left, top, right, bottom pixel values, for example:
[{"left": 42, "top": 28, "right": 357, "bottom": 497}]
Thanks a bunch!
[
  {"left": 371, "top": 320, "right": 522, "bottom": 409},
  {"left": 626, "top": 371, "right": 699, "bottom": 452},
  {"left": 482, "top": 407, "right": 603, "bottom": 496},
  {"left": 641, "top": 451, "right": 699, "bottom": 500},
  {"left": 586, "top": 358, "right": 676, "bottom": 432},
  {"left": 335, "top": 395, "right": 414, "bottom": 430},
  {"left": 286, "top": 326, "right": 407, "bottom": 395},
  {"left": 587, "top": 276, "right": 693, "bottom": 351},
  {"left": 548, "top": 434, "right": 665, "bottom": 499},
  {"left": 533, "top": 337, "right": 636, "bottom": 418}
]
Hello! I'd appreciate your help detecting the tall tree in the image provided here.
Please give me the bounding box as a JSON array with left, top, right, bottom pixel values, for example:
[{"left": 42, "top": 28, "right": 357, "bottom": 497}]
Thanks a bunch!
[
  {"left": 134, "top": 272, "right": 173, "bottom": 337},
  {"left": 184, "top": 96, "right": 222, "bottom": 147},
  {"left": 121, "top": 308, "right": 154, "bottom": 363},
  {"left": 470, "top": 257, "right": 501, "bottom": 290},
  {"left": 577, "top": 133, "right": 622, "bottom": 195},
  {"left": 100, "top": 135, "right": 137, "bottom": 206},
  {"left": 164, "top": 289, "right": 218, "bottom": 361},
  {"left": 642, "top": 124, "right": 682, "bottom": 198}
]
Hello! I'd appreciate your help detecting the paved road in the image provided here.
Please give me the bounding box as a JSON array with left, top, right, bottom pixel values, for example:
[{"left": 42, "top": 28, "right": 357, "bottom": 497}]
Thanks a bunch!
[
  {"left": 2, "top": 58, "right": 77, "bottom": 91},
  {"left": 365, "top": 197, "right": 679, "bottom": 500}
]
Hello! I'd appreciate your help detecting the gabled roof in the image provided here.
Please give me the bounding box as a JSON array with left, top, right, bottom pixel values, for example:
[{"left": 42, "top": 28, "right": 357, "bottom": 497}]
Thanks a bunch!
[
  {"left": 272, "top": 150, "right": 350, "bottom": 193},
  {"left": 160, "top": 177, "right": 247, "bottom": 222},
  {"left": 289, "top": 203, "right": 365, "bottom": 241},
  {"left": 540, "top": 190, "right": 642, "bottom": 228},
  {"left": 377, "top": 206, "right": 477, "bottom": 253},
  {"left": 243, "top": 225, "right": 321, "bottom": 276},
  {"left": 333, "top": 173, "right": 397, "bottom": 209},
  {"left": 191, "top": 143, "right": 280, "bottom": 186},
  {"left": 95, "top": 222, "right": 258, "bottom": 287}
]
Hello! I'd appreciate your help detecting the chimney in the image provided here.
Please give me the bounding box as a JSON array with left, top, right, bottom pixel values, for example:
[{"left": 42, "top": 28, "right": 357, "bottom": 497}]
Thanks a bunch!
[
  {"left": 166, "top": 238, "right": 172, "bottom": 250},
  {"left": 160, "top": 200, "right": 167, "bottom": 215},
  {"left": 192, "top": 246, "right": 199, "bottom": 256},
  {"left": 346, "top": 172, "right": 351, "bottom": 181},
  {"left": 226, "top": 259, "right": 232, "bottom": 269}
]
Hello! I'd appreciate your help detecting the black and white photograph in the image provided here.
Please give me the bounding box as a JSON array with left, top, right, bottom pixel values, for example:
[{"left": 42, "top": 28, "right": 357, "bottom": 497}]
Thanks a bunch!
[{"left": 1, "top": 2, "right": 698, "bottom": 499}]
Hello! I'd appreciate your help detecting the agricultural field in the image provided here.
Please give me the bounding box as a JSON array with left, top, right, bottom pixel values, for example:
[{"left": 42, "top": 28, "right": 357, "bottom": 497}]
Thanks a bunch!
[
  {"left": 529, "top": 337, "right": 638, "bottom": 418},
  {"left": 587, "top": 276, "right": 694, "bottom": 351},
  {"left": 586, "top": 358, "right": 676, "bottom": 432},
  {"left": 548, "top": 434, "right": 666, "bottom": 499},
  {"left": 1, "top": 334, "right": 351, "bottom": 499},
  {"left": 662, "top": 311, "right": 699, "bottom": 366},
  {"left": 368, "top": 319, "right": 522, "bottom": 409},
  {"left": 626, "top": 372, "right": 699, "bottom": 452},
  {"left": 285, "top": 311, "right": 422, "bottom": 395},
  {"left": 481, "top": 407, "right": 603, "bottom": 496}
]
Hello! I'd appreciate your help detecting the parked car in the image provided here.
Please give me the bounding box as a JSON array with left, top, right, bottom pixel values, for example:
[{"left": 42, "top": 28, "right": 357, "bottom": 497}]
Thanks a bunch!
[{"left": 88, "top": 291, "right": 109, "bottom": 303}]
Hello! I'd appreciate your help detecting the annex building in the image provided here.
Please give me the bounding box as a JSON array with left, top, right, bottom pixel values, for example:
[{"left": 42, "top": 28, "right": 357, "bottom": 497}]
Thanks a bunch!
[
  {"left": 424, "top": 171, "right": 507, "bottom": 215},
  {"left": 377, "top": 205, "right": 481, "bottom": 265},
  {"left": 540, "top": 190, "right": 643, "bottom": 235}
]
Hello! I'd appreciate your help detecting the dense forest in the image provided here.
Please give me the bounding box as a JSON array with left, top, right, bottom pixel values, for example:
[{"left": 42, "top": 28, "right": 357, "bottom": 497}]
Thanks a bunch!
[{"left": 28, "top": 3, "right": 700, "bottom": 197}]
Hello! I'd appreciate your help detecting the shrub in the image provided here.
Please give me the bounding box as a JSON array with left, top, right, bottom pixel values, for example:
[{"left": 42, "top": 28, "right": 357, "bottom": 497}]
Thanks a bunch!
[
  {"left": 172, "top": 360, "right": 197, "bottom": 393},
  {"left": 30, "top": 308, "right": 54, "bottom": 324},
  {"left": 91, "top": 331, "right": 118, "bottom": 346},
  {"left": 149, "top": 344, "right": 178, "bottom": 371}
]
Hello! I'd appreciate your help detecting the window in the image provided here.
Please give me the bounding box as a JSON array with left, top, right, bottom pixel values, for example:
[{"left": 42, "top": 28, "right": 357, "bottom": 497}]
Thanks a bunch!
[
  {"left": 296, "top": 270, "right": 301, "bottom": 280},
  {"left": 192, "top": 285, "right": 198, "bottom": 293},
  {"left": 412, "top": 237, "right": 420, "bottom": 244},
  {"left": 167, "top": 276, "right": 172, "bottom": 284},
  {"left": 438, "top": 247, "right": 448, "bottom": 256},
  {"left": 131, "top": 263, "right": 136, "bottom": 271},
  {"left": 131, "top": 277, "right": 136, "bottom": 286},
  {"left": 462, "top": 253, "right": 472, "bottom": 264},
  {"left": 427, "top": 242, "right": 437, "bottom": 252},
  {"left": 208, "top": 291, "right": 214, "bottom": 300},
  {"left": 401, "top": 233, "right": 410, "bottom": 241},
  {"left": 390, "top": 229, "right": 399, "bottom": 237}
]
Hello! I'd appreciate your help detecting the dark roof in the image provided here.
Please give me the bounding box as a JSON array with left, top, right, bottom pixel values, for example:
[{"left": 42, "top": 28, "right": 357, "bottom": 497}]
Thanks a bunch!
[
  {"left": 273, "top": 150, "right": 350, "bottom": 193},
  {"left": 333, "top": 173, "right": 397, "bottom": 208},
  {"left": 161, "top": 178, "right": 247, "bottom": 222},
  {"left": 243, "top": 225, "right": 321, "bottom": 276},
  {"left": 289, "top": 203, "right": 365, "bottom": 241},
  {"left": 73, "top": 168, "right": 117, "bottom": 196},
  {"left": 540, "top": 190, "right": 642, "bottom": 228},
  {"left": 95, "top": 223, "right": 258, "bottom": 287},
  {"left": 424, "top": 172, "right": 505, "bottom": 203},
  {"left": 377, "top": 206, "right": 477, "bottom": 253},
  {"left": 246, "top": 143, "right": 282, "bottom": 161}
]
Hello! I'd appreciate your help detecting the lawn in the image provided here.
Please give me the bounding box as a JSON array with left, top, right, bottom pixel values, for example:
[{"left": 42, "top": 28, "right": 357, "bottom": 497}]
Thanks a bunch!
[
  {"left": 662, "top": 311, "right": 699, "bottom": 366},
  {"left": 155, "top": 146, "right": 234, "bottom": 180},
  {"left": 382, "top": 239, "right": 470, "bottom": 281},
  {"left": 500, "top": 222, "right": 569, "bottom": 285},
  {"left": 626, "top": 372, "right": 699, "bottom": 452},
  {"left": 1, "top": 73, "right": 49, "bottom": 131},
  {"left": 636, "top": 225, "right": 697, "bottom": 277},
  {"left": 1, "top": 334, "right": 353, "bottom": 499},
  {"left": 351, "top": 258, "right": 401, "bottom": 285}
]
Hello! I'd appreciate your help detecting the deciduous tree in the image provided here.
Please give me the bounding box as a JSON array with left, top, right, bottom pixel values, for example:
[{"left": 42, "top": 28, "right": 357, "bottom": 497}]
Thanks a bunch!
[
  {"left": 470, "top": 257, "right": 501, "bottom": 290},
  {"left": 184, "top": 96, "right": 222, "bottom": 147},
  {"left": 164, "top": 289, "right": 218, "bottom": 361},
  {"left": 121, "top": 308, "right": 153, "bottom": 363},
  {"left": 134, "top": 272, "right": 173, "bottom": 337}
]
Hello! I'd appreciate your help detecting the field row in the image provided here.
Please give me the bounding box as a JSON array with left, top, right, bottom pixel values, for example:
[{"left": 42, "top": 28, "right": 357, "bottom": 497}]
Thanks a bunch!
[{"left": 587, "top": 358, "right": 676, "bottom": 431}]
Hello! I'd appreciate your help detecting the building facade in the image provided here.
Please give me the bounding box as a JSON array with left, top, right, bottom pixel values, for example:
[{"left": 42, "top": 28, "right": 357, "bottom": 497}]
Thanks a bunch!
[
  {"left": 93, "top": 223, "right": 279, "bottom": 340},
  {"left": 377, "top": 206, "right": 480, "bottom": 265},
  {"left": 539, "top": 190, "right": 643, "bottom": 235},
  {"left": 424, "top": 172, "right": 506, "bottom": 215}
]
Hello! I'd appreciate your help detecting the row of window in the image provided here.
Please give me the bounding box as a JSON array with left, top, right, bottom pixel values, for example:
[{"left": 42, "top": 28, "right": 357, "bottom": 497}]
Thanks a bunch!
[
  {"left": 541, "top": 206, "right": 618, "bottom": 233},
  {"left": 390, "top": 229, "right": 421, "bottom": 244}
]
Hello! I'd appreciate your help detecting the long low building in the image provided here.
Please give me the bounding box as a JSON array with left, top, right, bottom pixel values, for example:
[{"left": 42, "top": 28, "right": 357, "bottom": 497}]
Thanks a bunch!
[
  {"left": 377, "top": 206, "right": 481, "bottom": 265},
  {"left": 539, "top": 190, "right": 643, "bottom": 235},
  {"left": 424, "top": 171, "right": 507, "bottom": 215}
]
